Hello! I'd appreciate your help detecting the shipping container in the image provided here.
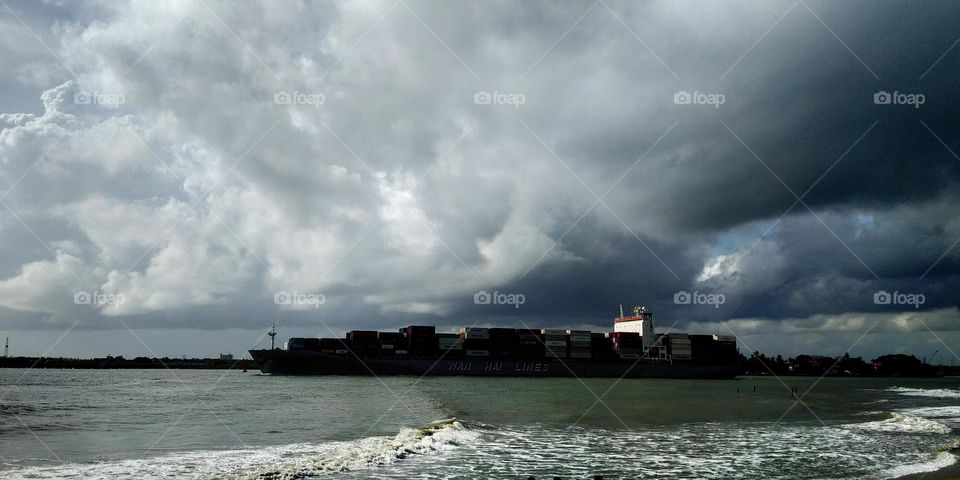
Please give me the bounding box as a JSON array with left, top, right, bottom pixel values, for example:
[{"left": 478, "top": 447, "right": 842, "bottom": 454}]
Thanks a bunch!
[
  {"left": 459, "top": 327, "right": 490, "bottom": 339},
  {"left": 566, "top": 330, "right": 591, "bottom": 335},
  {"left": 347, "top": 330, "right": 378, "bottom": 340},
  {"left": 541, "top": 329, "right": 566, "bottom": 336},
  {"left": 570, "top": 352, "right": 591, "bottom": 359},
  {"left": 544, "top": 340, "right": 566, "bottom": 347},
  {"left": 712, "top": 334, "right": 736, "bottom": 343}
]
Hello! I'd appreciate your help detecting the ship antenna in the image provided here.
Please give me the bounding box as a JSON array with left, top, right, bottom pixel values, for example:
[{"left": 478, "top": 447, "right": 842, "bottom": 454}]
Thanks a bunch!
[
  {"left": 268, "top": 324, "right": 278, "bottom": 350},
  {"left": 619, "top": 304, "right": 624, "bottom": 318},
  {"left": 3, "top": 337, "right": 7, "bottom": 358}
]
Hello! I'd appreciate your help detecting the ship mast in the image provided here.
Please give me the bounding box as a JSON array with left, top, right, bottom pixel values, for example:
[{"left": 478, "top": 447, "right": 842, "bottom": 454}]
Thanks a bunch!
[
  {"left": 3, "top": 337, "right": 7, "bottom": 357},
  {"left": 268, "top": 324, "right": 277, "bottom": 350}
]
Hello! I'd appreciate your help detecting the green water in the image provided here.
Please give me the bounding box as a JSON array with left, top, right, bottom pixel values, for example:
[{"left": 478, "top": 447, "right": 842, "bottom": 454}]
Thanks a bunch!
[{"left": 1, "top": 370, "right": 958, "bottom": 479}]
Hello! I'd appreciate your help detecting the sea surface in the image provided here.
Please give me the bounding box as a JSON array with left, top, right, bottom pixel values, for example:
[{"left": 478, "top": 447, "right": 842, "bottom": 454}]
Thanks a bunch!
[{"left": 1, "top": 369, "right": 958, "bottom": 479}]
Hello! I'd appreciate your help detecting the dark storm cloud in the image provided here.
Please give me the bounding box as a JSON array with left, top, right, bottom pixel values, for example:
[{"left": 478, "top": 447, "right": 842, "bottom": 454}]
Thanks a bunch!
[{"left": 0, "top": 0, "right": 959, "bottom": 358}]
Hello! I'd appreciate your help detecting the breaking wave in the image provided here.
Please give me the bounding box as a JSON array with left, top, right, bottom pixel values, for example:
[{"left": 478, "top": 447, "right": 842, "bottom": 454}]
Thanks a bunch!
[
  {"left": 2, "top": 419, "right": 474, "bottom": 480},
  {"left": 887, "top": 387, "right": 960, "bottom": 399},
  {"left": 844, "top": 412, "right": 952, "bottom": 435}
]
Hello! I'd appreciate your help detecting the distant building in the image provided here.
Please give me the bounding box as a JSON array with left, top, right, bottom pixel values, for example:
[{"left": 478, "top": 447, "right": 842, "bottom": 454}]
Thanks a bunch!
[{"left": 219, "top": 353, "right": 234, "bottom": 361}]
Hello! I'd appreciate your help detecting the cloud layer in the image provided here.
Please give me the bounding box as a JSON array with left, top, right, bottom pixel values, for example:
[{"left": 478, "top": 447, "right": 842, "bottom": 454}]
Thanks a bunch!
[{"left": 0, "top": 0, "right": 958, "bottom": 357}]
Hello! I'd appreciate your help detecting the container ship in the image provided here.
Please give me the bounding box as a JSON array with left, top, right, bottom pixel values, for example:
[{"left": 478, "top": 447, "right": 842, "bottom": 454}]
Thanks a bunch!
[{"left": 249, "top": 306, "right": 739, "bottom": 379}]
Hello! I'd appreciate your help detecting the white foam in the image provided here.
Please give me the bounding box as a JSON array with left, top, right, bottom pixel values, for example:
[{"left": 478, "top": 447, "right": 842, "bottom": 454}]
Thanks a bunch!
[
  {"left": 887, "top": 386, "right": 960, "bottom": 398},
  {"left": 901, "top": 406, "right": 960, "bottom": 419},
  {"left": 879, "top": 451, "right": 957, "bottom": 479},
  {"left": 845, "top": 413, "right": 952, "bottom": 435},
  {"left": 2, "top": 420, "right": 476, "bottom": 480}
]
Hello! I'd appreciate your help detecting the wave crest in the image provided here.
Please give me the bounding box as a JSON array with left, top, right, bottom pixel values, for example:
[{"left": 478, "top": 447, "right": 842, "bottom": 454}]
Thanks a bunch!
[
  {"left": 3, "top": 419, "right": 475, "bottom": 480},
  {"left": 845, "top": 413, "right": 951, "bottom": 434}
]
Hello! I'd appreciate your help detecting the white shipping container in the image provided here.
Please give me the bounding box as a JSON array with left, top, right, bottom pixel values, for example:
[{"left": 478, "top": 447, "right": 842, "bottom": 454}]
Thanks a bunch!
[
  {"left": 544, "top": 340, "right": 566, "bottom": 347},
  {"left": 566, "top": 330, "right": 591, "bottom": 335},
  {"left": 541, "top": 329, "right": 566, "bottom": 335},
  {"left": 713, "top": 335, "right": 736, "bottom": 342}
]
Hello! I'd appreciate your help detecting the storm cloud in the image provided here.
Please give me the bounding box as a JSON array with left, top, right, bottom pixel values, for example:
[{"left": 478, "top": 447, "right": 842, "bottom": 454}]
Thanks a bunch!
[{"left": 0, "top": 0, "right": 958, "bottom": 358}]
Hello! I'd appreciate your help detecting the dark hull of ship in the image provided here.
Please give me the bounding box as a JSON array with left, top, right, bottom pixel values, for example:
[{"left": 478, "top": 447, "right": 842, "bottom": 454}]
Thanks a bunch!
[{"left": 249, "top": 349, "right": 738, "bottom": 379}]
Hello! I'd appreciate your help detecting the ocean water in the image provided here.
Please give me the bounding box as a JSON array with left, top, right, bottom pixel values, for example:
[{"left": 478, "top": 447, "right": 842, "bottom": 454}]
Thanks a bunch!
[{"left": 1, "top": 369, "right": 958, "bottom": 479}]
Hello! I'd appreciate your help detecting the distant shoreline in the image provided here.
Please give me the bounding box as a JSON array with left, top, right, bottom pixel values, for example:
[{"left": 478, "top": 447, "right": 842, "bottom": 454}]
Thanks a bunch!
[{"left": 0, "top": 356, "right": 255, "bottom": 370}]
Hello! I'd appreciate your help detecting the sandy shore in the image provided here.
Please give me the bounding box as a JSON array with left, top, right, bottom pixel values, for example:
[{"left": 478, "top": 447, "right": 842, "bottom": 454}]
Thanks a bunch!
[{"left": 894, "top": 451, "right": 960, "bottom": 480}]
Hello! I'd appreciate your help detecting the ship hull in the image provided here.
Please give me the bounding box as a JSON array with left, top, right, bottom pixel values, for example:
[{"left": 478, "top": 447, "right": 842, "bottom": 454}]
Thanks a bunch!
[{"left": 249, "top": 349, "right": 737, "bottom": 379}]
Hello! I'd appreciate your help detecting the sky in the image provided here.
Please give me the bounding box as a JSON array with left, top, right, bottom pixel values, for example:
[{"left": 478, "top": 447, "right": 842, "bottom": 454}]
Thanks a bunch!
[{"left": 0, "top": 0, "right": 958, "bottom": 361}]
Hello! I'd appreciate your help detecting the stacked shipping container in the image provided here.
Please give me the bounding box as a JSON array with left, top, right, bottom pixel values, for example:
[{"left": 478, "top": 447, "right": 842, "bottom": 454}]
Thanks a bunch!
[{"left": 278, "top": 324, "right": 737, "bottom": 366}]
